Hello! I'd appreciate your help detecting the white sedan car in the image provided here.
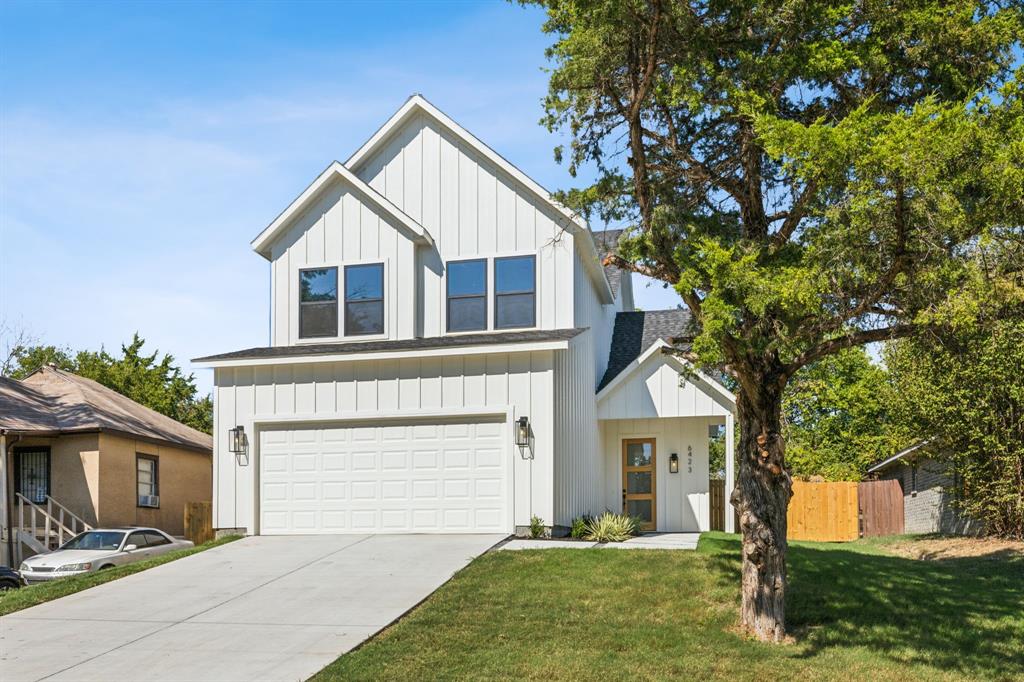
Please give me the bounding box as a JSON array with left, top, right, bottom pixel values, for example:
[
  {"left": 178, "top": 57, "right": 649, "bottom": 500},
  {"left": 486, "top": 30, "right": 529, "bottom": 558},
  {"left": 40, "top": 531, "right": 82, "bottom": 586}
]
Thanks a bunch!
[{"left": 20, "top": 527, "right": 193, "bottom": 583}]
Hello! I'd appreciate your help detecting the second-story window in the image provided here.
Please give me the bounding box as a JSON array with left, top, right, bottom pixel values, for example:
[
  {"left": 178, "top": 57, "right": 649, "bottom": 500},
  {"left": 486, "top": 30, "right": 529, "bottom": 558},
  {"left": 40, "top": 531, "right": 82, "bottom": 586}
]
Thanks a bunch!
[
  {"left": 494, "top": 255, "right": 536, "bottom": 329},
  {"left": 299, "top": 267, "right": 338, "bottom": 338},
  {"left": 447, "top": 259, "right": 487, "bottom": 332},
  {"left": 345, "top": 263, "right": 385, "bottom": 335}
]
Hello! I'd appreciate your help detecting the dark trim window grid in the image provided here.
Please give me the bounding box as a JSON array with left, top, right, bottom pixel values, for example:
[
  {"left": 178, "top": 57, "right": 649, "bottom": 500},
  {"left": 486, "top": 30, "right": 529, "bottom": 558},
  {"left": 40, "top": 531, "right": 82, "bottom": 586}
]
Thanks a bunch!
[
  {"left": 345, "top": 263, "right": 385, "bottom": 335},
  {"left": 137, "top": 454, "right": 159, "bottom": 508},
  {"left": 447, "top": 259, "right": 487, "bottom": 332},
  {"left": 299, "top": 267, "right": 338, "bottom": 338},
  {"left": 494, "top": 255, "right": 536, "bottom": 329}
]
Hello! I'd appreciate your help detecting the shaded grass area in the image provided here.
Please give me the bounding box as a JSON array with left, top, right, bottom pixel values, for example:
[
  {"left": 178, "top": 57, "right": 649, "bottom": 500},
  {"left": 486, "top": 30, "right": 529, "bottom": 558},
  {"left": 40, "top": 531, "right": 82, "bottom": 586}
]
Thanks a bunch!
[
  {"left": 314, "top": 533, "right": 1023, "bottom": 681},
  {"left": 0, "top": 535, "right": 241, "bottom": 617}
]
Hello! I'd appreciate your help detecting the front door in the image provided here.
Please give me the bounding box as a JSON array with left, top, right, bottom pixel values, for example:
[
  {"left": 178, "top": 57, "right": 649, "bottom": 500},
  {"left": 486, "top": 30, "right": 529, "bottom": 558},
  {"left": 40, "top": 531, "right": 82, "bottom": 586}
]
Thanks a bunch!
[
  {"left": 15, "top": 448, "right": 51, "bottom": 504},
  {"left": 622, "top": 438, "right": 656, "bottom": 531}
]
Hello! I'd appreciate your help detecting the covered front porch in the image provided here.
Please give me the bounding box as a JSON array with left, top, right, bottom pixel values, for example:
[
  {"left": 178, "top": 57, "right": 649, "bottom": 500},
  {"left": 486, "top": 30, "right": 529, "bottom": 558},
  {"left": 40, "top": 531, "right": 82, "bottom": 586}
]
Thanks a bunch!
[{"left": 596, "top": 340, "right": 736, "bottom": 534}]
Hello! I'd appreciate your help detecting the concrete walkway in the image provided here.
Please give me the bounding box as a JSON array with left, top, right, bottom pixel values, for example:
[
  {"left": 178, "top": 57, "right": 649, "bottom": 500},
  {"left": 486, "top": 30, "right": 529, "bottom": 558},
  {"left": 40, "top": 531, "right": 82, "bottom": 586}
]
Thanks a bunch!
[
  {"left": 499, "top": 532, "right": 700, "bottom": 551},
  {"left": 0, "top": 534, "right": 503, "bottom": 682}
]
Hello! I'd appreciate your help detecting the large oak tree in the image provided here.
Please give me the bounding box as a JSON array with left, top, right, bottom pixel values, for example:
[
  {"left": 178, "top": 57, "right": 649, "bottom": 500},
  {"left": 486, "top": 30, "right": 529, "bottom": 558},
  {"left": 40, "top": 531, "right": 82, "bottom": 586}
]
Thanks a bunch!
[{"left": 528, "top": 0, "right": 1023, "bottom": 640}]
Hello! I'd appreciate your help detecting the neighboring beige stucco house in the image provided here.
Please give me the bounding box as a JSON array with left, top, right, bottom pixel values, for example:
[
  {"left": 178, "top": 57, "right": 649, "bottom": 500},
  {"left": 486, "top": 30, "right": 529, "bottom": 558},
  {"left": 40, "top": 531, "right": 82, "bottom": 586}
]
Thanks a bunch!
[{"left": 0, "top": 367, "right": 213, "bottom": 564}]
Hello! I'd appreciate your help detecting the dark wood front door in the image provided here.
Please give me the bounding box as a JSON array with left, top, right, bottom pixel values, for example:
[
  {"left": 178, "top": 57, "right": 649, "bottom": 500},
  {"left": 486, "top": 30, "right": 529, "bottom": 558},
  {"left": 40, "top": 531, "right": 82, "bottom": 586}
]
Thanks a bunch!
[{"left": 15, "top": 448, "right": 51, "bottom": 504}]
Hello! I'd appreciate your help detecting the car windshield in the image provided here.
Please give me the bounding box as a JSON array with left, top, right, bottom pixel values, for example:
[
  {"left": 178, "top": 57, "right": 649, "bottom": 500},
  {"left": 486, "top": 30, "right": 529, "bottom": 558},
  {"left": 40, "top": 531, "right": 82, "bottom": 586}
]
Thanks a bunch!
[{"left": 60, "top": 531, "right": 126, "bottom": 551}]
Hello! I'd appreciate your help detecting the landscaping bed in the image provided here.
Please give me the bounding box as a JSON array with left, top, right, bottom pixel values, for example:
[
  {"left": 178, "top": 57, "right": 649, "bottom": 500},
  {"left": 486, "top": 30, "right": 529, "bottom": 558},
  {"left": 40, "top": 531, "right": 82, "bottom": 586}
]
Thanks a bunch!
[{"left": 312, "top": 532, "right": 1023, "bottom": 681}]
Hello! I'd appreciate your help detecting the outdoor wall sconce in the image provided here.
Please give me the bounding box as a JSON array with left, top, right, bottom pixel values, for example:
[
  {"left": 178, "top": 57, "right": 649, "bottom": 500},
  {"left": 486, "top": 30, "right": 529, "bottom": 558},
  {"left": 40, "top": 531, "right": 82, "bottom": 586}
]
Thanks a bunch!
[
  {"left": 669, "top": 453, "right": 679, "bottom": 474},
  {"left": 515, "top": 416, "right": 530, "bottom": 447},
  {"left": 228, "top": 425, "right": 248, "bottom": 465}
]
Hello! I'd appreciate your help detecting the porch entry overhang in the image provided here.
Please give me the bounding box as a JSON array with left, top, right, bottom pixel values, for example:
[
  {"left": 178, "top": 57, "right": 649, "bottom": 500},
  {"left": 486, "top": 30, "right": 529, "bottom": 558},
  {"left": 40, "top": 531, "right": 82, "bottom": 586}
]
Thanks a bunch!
[{"left": 597, "top": 341, "right": 737, "bottom": 533}]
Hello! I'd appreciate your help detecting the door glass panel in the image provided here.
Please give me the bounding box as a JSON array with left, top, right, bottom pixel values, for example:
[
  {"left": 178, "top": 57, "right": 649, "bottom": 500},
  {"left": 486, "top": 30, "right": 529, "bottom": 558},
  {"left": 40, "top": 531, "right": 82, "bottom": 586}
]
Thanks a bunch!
[
  {"left": 626, "top": 499, "right": 653, "bottom": 523},
  {"left": 626, "top": 443, "right": 652, "bottom": 467},
  {"left": 18, "top": 450, "right": 49, "bottom": 504},
  {"left": 627, "top": 471, "right": 652, "bottom": 494}
]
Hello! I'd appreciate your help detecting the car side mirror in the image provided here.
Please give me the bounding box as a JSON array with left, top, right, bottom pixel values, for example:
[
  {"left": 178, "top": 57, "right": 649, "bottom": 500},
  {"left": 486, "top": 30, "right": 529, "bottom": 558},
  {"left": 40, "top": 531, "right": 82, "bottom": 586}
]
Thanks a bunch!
[{"left": 124, "top": 544, "right": 138, "bottom": 552}]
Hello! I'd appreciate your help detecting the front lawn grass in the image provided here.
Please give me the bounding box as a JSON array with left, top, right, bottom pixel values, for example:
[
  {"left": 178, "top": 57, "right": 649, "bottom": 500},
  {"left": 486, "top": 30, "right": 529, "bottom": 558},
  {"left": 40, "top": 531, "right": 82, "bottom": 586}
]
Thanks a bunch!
[
  {"left": 314, "top": 532, "right": 1023, "bottom": 681},
  {"left": 0, "top": 535, "right": 241, "bottom": 617}
]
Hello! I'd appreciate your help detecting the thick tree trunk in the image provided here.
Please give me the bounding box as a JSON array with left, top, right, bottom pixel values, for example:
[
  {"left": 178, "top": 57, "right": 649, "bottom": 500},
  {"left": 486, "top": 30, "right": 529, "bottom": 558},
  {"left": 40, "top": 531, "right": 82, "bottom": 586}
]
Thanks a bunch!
[{"left": 730, "top": 378, "right": 793, "bottom": 642}]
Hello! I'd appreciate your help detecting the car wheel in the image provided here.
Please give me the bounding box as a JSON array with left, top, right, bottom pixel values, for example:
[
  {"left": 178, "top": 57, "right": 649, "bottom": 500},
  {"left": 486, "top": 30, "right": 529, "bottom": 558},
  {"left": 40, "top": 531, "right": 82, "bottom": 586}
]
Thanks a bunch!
[
  {"left": 98, "top": 565, "right": 114, "bottom": 570},
  {"left": 0, "top": 580, "right": 18, "bottom": 591}
]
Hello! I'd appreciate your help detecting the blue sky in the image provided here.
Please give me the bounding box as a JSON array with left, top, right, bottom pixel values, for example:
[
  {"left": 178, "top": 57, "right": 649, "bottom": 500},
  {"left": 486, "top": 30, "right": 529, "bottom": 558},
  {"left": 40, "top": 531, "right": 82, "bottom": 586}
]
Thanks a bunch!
[{"left": 0, "top": 0, "right": 683, "bottom": 394}]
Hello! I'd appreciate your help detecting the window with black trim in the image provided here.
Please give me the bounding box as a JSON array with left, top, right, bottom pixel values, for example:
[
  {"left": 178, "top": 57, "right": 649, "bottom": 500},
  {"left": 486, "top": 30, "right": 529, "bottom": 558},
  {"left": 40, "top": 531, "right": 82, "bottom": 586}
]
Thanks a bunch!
[
  {"left": 299, "top": 267, "right": 338, "bottom": 338},
  {"left": 137, "top": 454, "right": 159, "bottom": 508},
  {"left": 345, "top": 263, "right": 385, "bottom": 335},
  {"left": 494, "top": 255, "right": 536, "bottom": 329},
  {"left": 447, "top": 259, "right": 487, "bottom": 332}
]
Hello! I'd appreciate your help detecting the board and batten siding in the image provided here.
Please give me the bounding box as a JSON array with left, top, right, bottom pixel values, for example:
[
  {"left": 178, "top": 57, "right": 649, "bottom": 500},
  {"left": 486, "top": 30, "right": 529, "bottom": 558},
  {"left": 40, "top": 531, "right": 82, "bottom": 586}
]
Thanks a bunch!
[
  {"left": 269, "top": 178, "right": 418, "bottom": 346},
  {"left": 597, "top": 356, "right": 732, "bottom": 420},
  {"left": 212, "top": 351, "right": 554, "bottom": 534},
  {"left": 351, "top": 113, "right": 577, "bottom": 337},
  {"left": 602, "top": 417, "right": 713, "bottom": 532},
  {"left": 552, "top": 334, "right": 605, "bottom": 528}
]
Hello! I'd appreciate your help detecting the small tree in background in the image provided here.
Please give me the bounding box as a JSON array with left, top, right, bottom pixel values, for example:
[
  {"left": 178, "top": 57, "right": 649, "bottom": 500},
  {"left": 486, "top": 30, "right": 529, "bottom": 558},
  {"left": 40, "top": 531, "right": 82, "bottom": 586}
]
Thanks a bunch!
[
  {"left": 529, "top": 0, "right": 1023, "bottom": 640},
  {"left": 886, "top": 320, "right": 1024, "bottom": 540},
  {"left": 783, "top": 348, "right": 896, "bottom": 481}
]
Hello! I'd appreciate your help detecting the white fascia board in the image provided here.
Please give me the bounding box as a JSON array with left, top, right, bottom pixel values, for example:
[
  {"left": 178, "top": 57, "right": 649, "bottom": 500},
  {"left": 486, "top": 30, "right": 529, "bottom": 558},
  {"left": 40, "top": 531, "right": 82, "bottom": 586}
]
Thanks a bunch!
[
  {"left": 195, "top": 339, "right": 568, "bottom": 369},
  {"left": 251, "top": 161, "right": 434, "bottom": 259},
  {"left": 595, "top": 340, "right": 736, "bottom": 410},
  {"left": 345, "top": 95, "right": 614, "bottom": 304},
  {"left": 866, "top": 438, "right": 935, "bottom": 473}
]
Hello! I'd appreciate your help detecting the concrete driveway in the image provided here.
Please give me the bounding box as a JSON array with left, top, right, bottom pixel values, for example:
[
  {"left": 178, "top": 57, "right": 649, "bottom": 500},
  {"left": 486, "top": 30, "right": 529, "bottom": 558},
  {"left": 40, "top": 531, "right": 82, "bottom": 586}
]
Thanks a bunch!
[{"left": 0, "top": 534, "right": 503, "bottom": 682}]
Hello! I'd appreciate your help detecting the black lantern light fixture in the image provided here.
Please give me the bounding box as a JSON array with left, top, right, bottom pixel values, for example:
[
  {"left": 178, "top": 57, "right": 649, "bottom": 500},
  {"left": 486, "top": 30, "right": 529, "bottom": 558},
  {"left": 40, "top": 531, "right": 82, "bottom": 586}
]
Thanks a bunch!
[
  {"left": 515, "top": 416, "right": 530, "bottom": 447},
  {"left": 228, "top": 425, "right": 248, "bottom": 465},
  {"left": 669, "top": 452, "right": 679, "bottom": 474}
]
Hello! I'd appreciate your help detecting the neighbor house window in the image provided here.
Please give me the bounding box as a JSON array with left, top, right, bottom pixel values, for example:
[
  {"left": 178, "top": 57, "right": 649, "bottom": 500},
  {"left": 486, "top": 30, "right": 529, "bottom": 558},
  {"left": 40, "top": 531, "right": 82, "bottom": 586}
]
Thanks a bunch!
[
  {"left": 137, "top": 455, "right": 159, "bottom": 508},
  {"left": 345, "top": 263, "right": 384, "bottom": 335},
  {"left": 299, "top": 267, "right": 338, "bottom": 338},
  {"left": 494, "top": 255, "right": 536, "bottom": 329},
  {"left": 447, "top": 259, "right": 487, "bottom": 332}
]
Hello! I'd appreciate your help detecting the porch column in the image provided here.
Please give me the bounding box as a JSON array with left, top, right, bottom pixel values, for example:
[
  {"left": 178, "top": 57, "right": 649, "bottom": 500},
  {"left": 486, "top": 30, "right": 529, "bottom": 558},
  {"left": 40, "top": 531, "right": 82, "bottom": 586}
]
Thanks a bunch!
[
  {"left": 0, "top": 434, "right": 9, "bottom": 565},
  {"left": 724, "top": 412, "right": 736, "bottom": 533}
]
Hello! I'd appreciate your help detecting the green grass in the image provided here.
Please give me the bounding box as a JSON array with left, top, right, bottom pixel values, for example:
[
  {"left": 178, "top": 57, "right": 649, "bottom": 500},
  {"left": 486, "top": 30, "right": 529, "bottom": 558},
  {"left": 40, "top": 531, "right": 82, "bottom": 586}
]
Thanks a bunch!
[
  {"left": 313, "top": 533, "right": 1024, "bottom": 681},
  {"left": 0, "top": 535, "right": 241, "bottom": 617}
]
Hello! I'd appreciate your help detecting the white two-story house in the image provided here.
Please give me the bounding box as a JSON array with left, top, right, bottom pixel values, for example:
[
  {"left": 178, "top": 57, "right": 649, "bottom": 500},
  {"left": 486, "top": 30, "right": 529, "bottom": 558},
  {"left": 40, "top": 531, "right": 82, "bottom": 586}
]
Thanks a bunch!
[{"left": 196, "top": 95, "right": 736, "bottom": 537}]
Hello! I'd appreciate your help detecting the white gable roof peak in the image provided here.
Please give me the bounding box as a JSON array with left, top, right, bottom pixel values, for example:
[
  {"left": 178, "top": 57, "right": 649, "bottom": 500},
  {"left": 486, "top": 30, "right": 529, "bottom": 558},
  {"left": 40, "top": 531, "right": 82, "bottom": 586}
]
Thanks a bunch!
[
  {"left": 251, "top": 161, "right": 434, "bottom": 260},
  {"left": 345, "top": 94, "right": 613, "bottom": 303}
]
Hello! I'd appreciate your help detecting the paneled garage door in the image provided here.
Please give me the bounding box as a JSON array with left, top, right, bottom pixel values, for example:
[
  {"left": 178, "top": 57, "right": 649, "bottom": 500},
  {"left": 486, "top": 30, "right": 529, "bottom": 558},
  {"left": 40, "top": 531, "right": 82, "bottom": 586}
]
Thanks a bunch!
[{"left": 258, "top": 417, "right": 510, "bottom": 534}]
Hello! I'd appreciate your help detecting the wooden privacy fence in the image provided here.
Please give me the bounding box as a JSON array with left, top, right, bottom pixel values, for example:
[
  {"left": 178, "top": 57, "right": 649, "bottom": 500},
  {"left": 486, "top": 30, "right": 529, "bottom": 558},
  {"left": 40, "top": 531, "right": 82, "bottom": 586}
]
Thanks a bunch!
[
  {"left": 184, "top": 501, "right": 214, "bottom": 545},
  {"left": 787, "top": 481, "right": 859, "bottom": 541},
  {"left": 709, "top": 479, "right": 740, "bottom": 531},
  {"left": 858, "top": 479, "right": 904, "bottom": 537}
]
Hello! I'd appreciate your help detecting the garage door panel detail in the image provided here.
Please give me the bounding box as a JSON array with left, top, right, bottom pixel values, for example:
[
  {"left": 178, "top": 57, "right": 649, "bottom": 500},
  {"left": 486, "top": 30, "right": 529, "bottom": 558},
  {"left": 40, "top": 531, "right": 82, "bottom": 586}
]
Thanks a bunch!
[{"left": 259, "top": 418, "right": 509, "bottom": 534}]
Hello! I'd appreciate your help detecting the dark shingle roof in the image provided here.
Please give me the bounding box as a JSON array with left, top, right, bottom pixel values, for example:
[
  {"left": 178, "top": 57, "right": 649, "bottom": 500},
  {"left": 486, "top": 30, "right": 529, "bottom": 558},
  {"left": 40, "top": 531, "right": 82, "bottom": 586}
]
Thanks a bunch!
[
  {"left": 592, "top": 229, "right": 626, "bottom": 297},
  {"left": 194, "top": 328, "right": 586, "bottom": 363},
  {"left": 598, "top": 309, "right": 694, "bottom": 391},
  {"left": 0, "top": 367, "right": 213, "bottom": 453}
]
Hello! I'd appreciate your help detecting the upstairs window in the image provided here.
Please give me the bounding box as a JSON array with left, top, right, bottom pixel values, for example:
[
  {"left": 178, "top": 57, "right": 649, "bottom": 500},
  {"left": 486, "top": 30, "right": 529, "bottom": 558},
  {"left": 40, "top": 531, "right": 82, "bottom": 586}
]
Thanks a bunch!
[
  {"left": 494, "top": 255, "right": 536, "bottom": 329},
  {"left": 299, "top": 268, "right": 338, "bottom": 338},
  {"left": 447, "top": 259, "right": 487, "bottom": 332},
  {"left": 345, "top": 263, "right": 385, "bottom": 335}
]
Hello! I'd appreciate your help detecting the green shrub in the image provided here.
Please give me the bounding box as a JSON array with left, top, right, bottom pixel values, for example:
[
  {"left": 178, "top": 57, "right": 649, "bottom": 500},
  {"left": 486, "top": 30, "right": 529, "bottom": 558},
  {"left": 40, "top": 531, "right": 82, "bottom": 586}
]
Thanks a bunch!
[
  {"left": 583, "top": 512, "right": 640, "bottom": 542},
  {"left": 569, "top": 516, "right": 591, "bottom": 539},
  {"left": 529, "top": 515, "right": 546, "bottom": 538}
]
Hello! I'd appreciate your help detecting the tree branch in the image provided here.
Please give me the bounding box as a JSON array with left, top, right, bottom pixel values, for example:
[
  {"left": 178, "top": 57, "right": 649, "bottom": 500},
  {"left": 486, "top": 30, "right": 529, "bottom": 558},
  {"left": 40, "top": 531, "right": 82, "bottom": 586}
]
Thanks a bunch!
[{"left": 785, "top": 323, "right": 923, "bottom": 377}]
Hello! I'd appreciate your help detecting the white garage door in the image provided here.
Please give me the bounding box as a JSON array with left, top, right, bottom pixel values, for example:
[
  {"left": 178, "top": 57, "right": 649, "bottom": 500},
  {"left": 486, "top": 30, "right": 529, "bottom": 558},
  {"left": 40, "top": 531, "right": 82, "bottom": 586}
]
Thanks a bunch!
[{"left": 258, "top": 417, "right": 510, "bottom": 534}]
